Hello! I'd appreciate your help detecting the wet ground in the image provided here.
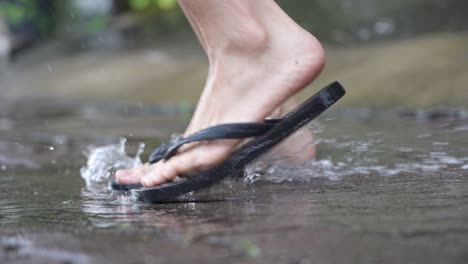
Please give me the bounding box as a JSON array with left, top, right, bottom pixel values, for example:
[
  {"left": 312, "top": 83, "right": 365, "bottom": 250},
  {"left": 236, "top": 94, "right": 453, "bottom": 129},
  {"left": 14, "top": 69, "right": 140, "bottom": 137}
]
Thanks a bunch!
[
  {"left": 0, "top": 96, "right": 467, "bottom": 263},
  {"left": 0, "top": 28, "right": 467, "bottom": 263},
  {"left": 1, "top": 32, "right": 468, "bottom": 108}
]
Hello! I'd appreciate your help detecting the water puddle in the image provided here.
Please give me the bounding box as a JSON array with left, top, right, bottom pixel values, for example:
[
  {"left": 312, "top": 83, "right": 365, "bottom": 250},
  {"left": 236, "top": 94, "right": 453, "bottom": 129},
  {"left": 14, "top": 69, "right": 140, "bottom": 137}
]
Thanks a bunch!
[
  {"left": 245, "top": 119, "right": 468, "bottom": 183},
  {"left": 1, "top": 100, "right": 467, "bottom": 263}
]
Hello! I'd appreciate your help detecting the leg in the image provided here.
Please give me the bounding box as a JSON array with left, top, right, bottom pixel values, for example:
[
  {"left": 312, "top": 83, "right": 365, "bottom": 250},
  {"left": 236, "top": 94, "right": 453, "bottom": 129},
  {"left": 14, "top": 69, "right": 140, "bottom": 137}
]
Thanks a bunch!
[{"left": 116, "top": 0, "right": 325, "bottom": 186}]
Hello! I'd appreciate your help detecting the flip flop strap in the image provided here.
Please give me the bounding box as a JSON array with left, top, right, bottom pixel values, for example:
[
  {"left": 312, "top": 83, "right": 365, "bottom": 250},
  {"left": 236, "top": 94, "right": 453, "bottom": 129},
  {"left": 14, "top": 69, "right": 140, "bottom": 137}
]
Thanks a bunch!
[{"left": 148, "top": 119, "right": 280, "bottom": 164}]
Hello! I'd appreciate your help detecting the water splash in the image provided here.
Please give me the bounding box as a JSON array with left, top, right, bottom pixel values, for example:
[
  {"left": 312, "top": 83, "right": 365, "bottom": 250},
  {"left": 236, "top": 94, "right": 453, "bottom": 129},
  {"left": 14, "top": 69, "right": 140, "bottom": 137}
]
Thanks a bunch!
[
  {"left": 77, "top": 122, "right": 468, "bottom": 186},
  {"left": 80, "top": 138, "right": 144, "bottom": 186},
  {"left": 245, "top": 122, "right": 468, "bottom": 183},
  {"left": 245, "top": 151, "right": 467, "bottom": 184}
]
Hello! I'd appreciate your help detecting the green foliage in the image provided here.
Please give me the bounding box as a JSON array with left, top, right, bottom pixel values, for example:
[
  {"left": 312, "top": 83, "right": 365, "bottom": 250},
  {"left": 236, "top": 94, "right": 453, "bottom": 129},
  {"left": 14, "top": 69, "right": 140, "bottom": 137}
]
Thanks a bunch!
[
  {"left": 129, "top": 0, "right": 151, "bottom": 11},
  {"left": 156, "top": 0, "right": 178, "bottom": 11},
  {"left": 85, "top": 16, "right": 109, "bottom": 35},
  {"left": 0, "top": 0, "right": 57, "bottom": 37},
  {"left": 0, "top": 1, "right": 37, "bottom": 25},
  {"left": 129, "top": 0, "right": 178, "bottom": 12}
]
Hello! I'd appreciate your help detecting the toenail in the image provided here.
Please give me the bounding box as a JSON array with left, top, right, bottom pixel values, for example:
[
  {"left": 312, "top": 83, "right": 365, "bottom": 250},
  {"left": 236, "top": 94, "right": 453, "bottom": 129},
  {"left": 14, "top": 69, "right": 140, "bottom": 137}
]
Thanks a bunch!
[
  {"left": 141, "top": 177, "right": 150, "bottom": 187},
  {"left": 116, "top": 169, "right": 128, "bottom": 177}
]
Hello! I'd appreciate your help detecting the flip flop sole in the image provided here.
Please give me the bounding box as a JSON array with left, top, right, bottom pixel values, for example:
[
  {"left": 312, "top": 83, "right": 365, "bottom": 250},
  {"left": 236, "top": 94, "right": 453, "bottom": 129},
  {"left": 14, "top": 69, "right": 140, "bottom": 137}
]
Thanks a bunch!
[
  {"left": 109, "top": 182, "right": 143, "bottom": 191},
  {"left": 130, "top": 81, "right": 346, "bottom": 203}
]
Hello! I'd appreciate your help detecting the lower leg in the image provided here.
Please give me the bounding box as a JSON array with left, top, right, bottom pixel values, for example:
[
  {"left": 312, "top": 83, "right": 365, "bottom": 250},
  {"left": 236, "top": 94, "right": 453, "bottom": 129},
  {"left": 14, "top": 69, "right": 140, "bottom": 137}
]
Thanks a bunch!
[
  {"left": 116, "top": 0, "right": 324, "bottom": 186},
  {"left": 180, "top": 0, "right": 325, "bottom": 130}
]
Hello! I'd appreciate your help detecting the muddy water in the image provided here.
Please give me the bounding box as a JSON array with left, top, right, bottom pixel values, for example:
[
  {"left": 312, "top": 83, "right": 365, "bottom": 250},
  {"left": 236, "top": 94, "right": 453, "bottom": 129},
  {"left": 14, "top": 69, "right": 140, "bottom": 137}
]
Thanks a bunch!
[{"left": 0, "top": 99, "right": 467, "bottom": 263}]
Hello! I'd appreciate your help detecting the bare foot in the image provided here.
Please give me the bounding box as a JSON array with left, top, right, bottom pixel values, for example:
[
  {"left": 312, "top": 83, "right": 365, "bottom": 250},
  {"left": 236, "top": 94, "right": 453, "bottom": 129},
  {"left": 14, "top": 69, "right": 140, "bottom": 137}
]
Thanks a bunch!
[{"left": 116, "top": 4, "right": 325, "bottom": 187}]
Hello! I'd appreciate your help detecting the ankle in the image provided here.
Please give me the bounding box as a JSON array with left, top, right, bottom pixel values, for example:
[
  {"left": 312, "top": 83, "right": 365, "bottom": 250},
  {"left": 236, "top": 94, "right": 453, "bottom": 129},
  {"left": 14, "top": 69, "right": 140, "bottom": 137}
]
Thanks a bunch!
[{"left": 206, "top": 16, "right": 269, "bottom": 62}]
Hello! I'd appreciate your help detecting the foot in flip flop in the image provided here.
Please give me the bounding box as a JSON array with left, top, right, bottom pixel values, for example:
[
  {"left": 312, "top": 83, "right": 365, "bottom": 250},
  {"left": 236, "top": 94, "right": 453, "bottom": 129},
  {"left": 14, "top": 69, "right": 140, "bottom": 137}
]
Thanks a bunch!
[
  {"left": 116, "top": 0, "right": 326, "bottom": 188},
  {"left": 112, "top": 82, "right": 345, "bottom": 203}
]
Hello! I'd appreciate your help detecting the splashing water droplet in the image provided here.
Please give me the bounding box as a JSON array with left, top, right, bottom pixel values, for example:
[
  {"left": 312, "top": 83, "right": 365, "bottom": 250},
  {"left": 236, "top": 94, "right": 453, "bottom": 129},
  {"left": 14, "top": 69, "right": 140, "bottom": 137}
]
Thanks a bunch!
[{"left": 80, "top": 138, "right": 144, "bottom": 187}]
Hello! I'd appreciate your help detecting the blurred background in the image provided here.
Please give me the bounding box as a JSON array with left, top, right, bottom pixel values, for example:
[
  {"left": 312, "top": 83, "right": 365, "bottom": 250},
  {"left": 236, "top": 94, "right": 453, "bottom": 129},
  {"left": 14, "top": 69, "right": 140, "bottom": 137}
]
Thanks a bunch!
[
  {"left": 0, "top": 0, "right": 467, "bottom": 110},
  {"left": 2, "top": 3, "right": 468, "bottom": 262}
]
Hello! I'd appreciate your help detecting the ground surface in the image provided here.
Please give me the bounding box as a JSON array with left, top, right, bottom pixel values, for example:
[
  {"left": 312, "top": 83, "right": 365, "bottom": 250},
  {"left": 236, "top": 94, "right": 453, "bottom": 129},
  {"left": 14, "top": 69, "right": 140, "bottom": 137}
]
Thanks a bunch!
[
  {"left": 0, "top": 99, "right": 467, "bottom": 263},
  {"left": 0, "top": 32, "right": 467, "bottom": 264},
  {"left": 1, "top": 32, "right": 467, "bottom": 108}
]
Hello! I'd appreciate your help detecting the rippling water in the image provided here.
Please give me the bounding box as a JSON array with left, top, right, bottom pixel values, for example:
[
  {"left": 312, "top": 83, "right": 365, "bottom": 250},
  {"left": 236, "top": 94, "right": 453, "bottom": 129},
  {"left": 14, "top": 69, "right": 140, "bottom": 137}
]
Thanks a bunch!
[{"left": 0, "top": 101, "right": 467, "bottom": 263}]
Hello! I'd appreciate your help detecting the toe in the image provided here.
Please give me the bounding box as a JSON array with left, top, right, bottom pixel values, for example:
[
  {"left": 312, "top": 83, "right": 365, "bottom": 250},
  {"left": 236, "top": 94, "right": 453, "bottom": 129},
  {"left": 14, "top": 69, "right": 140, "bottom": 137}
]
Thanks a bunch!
[
  {"left": 116, "top": 164, "right": 151, "bottom": 184},
  {"left": 141, "top": 161, "right": 172, "bottom": 187},
  {"left": 140, "top": 141, "right": 233, "bottom": 187}
]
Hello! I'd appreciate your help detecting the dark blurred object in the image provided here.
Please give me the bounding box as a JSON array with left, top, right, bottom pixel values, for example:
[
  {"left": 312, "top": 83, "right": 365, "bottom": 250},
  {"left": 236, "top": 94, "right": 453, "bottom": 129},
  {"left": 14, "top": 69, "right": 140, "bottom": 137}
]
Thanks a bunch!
[
  {"left": 1, "top": 0, "right": 467, "bottom": 57},
  {"left": 277, "top": 0, "right": 468, "bottom": 43},
  {"left": 0, "top": 0, "right": 57, "bottom": 57},
  {"left": 112, "top": 0, "right": 130, "bottom": 15}
]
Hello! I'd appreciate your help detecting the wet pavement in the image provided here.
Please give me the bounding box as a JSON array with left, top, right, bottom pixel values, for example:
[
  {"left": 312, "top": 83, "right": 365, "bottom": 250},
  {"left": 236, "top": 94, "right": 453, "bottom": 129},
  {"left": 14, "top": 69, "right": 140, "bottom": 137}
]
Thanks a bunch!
[
  {"left": 0, "top": 96, "right": 467, "bottom": 263},
  {"left": 1, "top": 32, "right": 467, "bottom": 109},
  {"left": 0, "top": 21, "right": 467, "bottom": 262}
]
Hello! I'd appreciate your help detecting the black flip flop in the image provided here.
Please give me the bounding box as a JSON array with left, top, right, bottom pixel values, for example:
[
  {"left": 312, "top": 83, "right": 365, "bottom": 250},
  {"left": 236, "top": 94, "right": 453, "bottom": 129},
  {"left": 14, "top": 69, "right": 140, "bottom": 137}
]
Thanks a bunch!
[{"left": 111, "top": 81, "right": 346, "bottom": 203}]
